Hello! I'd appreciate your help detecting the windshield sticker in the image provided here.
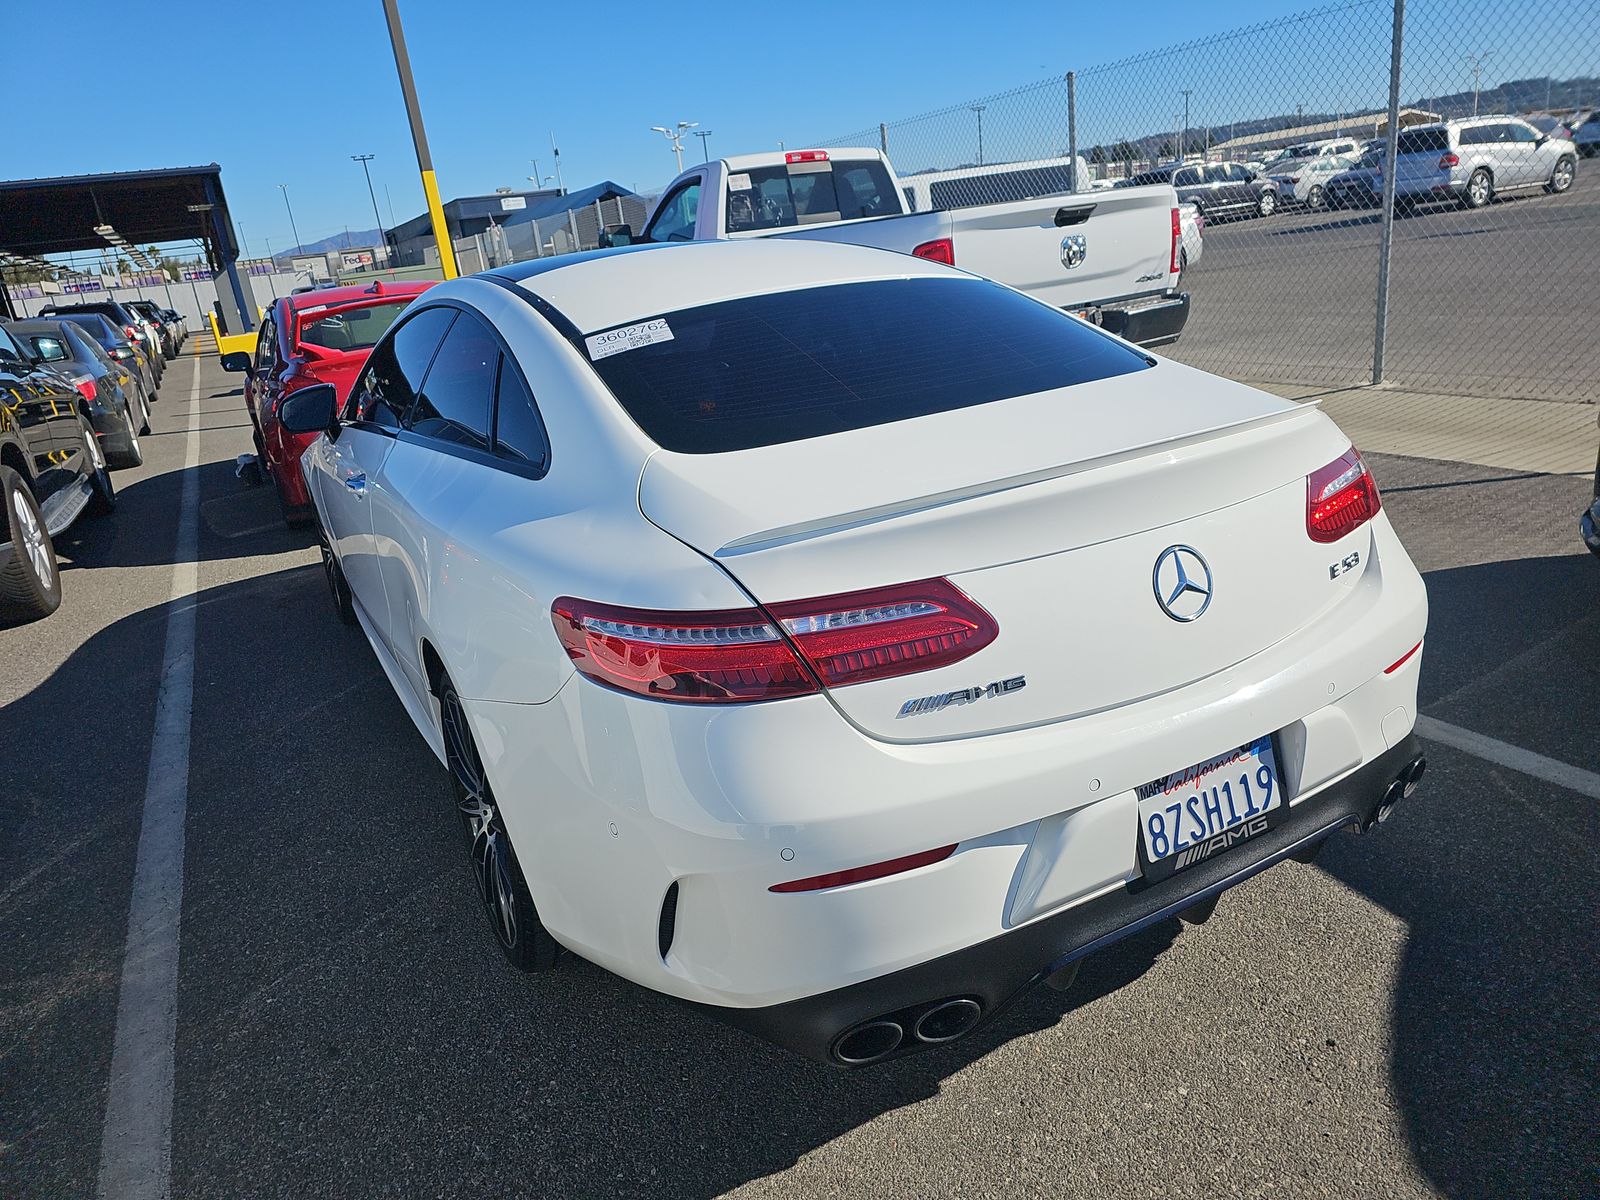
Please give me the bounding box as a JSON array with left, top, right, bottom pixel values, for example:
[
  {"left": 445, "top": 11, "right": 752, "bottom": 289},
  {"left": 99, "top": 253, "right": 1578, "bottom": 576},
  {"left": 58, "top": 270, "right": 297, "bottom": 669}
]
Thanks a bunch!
[
  {"left": 727, "top": 173, "right": 753, "bottom": 191},
  {"left": 586, "top": 318, "right": 675, "bottom": 360}
]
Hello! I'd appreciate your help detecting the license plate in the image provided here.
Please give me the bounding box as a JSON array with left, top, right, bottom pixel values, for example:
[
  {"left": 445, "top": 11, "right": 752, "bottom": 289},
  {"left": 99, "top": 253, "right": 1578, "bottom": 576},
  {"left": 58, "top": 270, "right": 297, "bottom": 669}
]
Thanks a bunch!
[{"left": 1136, "top": 736, "right": 1281, "bottom": 881}]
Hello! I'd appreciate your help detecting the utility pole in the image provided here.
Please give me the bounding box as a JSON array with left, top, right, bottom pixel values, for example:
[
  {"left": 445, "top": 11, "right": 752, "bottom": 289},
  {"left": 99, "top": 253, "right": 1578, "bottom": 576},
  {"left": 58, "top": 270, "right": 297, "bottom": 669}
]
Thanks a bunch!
[
  {"left": 1465, "top": 51, "right": 1495, "bottom": 116},
  {"left": 550, "top": 130, "right": 565, "bottom": 194},
  {"left": 278, "top": 183, "right": 303, "bottom": 256},
  {"left": 381, "top": 0, "right": 457, "bottom": 279},
  {"left": 1180, "top": 88, "right": 1192, "bottom": 161},
  {"left": 352, "top": 154, "right": 388, "bottom": 266},
  {"left": 693, "top": 128, "right": 714, "bottom": 163},
  {"left": 970, "top": 104, "right": 986, "bottom": 165}
]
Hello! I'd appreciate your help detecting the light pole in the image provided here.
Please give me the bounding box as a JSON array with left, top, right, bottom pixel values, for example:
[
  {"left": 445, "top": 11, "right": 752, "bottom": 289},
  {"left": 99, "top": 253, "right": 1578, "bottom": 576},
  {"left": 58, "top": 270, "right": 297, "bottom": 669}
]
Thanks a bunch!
[
  {"left": 1180, "top": 88, "right": 1192, "bottom": 161},
  {"left": 278, "top": 183, "right": 304, "bottom": 256},
  {"left": 693, "top": 128, "right": 714, "bottom": 162},
  {"left": 970, "top": 105, "right": 986, "bottom": 166},
  {"left": 381, "top": 0, "right": 457, "bottom": 278},
  {"left": 1465, "top": 51, "right": 1495, "bottom": 116},
  {"left": 549, "top": 130, "right": 565, "bottom": 194},
  {"left": 650, "top": 122, "right": 698, "bottom": 174},
  {"left": 352, "top": 154, "right": 387, "bottom": 267}
]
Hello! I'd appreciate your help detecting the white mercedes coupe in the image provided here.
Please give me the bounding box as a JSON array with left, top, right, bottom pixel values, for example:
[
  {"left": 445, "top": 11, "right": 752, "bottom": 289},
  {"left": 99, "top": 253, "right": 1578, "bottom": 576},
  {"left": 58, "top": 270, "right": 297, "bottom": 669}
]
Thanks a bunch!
[{"left": 280, "top": 239, "right": 1428, "bottom": 1066}]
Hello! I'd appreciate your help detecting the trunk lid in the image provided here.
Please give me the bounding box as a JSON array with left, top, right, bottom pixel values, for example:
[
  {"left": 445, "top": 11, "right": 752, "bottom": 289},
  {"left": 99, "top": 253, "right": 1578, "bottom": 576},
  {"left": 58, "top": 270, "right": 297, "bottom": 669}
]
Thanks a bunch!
[{"left": 638, "top": 360, "right": 1355, "bottom": 741}]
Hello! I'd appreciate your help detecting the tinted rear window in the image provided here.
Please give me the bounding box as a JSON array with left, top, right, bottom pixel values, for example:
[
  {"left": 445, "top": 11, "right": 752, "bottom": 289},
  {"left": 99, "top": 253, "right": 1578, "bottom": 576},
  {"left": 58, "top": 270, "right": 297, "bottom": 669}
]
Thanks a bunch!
[
  {"left": 585, "top": 277, "right": 1151, "bottom": 454},
  {"left": 297, "top": 299, "right": 411, "bottom": 352},
  {"left": 1397, "top": 128, "right": 1449, "bottom": 155},
  {"left": 725, "top": 160, "right": 898, "bottom": 232}
]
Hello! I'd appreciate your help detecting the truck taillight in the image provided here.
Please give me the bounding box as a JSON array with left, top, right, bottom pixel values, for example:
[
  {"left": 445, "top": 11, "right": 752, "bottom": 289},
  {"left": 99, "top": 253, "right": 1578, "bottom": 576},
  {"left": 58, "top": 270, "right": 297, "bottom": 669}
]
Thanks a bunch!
[
  {"left": 1438, "top": 152, "right": 1459, "bottom": 169},
  {"left": 124, "top": 325, "right": 140, "bottom": 340},
  {"left": 1170, "top": 206, "right": 1181, "bottom": 274},
  {"left": 1307, "top": 446, "right": 1382, "bottom": 543},
  {"left": 912, "top": 238, "right": 955, "bottom": 266},
  {"left": 784, "top": 150, "right": 829, "bottom": 164},
  {"left": 551, "top": 578, "right": 997, "bottom": 704}
]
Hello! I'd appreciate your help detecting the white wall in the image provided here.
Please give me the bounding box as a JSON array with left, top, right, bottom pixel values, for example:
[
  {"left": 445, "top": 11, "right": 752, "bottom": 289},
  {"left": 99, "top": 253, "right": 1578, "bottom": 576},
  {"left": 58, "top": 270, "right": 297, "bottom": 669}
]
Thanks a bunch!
[{"left": 11, "top": 269, "right": 312, "bottom": 331}]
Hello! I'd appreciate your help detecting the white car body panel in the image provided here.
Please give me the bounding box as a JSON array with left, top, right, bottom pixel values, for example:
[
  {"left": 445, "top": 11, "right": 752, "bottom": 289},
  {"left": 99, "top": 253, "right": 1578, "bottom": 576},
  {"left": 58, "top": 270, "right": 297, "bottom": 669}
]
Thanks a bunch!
[{"left": 299, "top": 241, "right": 1428, "bottom": 1054}]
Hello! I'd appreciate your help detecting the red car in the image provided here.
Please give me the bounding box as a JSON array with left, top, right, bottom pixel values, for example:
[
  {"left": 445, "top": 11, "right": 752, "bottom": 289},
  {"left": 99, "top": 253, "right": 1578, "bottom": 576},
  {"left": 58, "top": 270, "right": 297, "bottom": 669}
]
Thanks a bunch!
[{"left": 222, "top": 280, "right": 434, "bottom": 525}]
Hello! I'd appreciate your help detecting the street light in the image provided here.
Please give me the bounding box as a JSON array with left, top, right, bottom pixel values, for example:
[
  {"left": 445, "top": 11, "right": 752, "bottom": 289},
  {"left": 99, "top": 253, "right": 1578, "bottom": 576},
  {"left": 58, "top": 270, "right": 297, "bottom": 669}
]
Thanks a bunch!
[
  {"left": 650, "top": 122, "right": 698, "bottom": 174},
  {"left": 352, "top": 154, "right": 388, "bottom": 267},
  {"left": 970, "top": 105, "right": 986, "bottom": 166},
  {"left": 278, "top": 183, "right": 304, "bottom": 256},
  {"left": 1465, "top": 51, "right": 1495, "bottom": 116},
  {"left": 693, "top": 128, "right": 714, "bottom": 162}
]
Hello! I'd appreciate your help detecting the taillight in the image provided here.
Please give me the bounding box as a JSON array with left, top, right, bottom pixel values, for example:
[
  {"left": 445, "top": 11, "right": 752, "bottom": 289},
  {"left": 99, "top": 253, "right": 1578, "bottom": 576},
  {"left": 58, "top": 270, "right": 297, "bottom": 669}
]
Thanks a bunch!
[
  {"left": 784, "top": 149, "right": 829, "bottom": 164},
  {"left": 1169, "top": 206, "right": 1181, "bottom": 273},
  {"left": 1438, "top": 152, "right": 1459, "bottom": 169},
  {"left": 1307, "top": 446, "right": 1382, "bottom": 543},
  {"left": 770, "top": 844, "right": 957, "bottom": 894},
  {"left": 551, "top": 578, "right": 997, "bottom": 704},
  {"left": 912, "top": 238, "right": 955, "bottom": 266},
  {"left": 75, "top": 379, "right": 97, "bottom": 402},
  {"left": 124, "top": 325, "right": 139, "bottom": 340}
]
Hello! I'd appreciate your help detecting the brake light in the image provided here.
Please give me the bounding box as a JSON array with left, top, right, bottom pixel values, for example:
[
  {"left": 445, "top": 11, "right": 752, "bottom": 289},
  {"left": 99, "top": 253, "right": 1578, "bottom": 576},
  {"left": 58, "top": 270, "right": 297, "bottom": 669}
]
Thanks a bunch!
[
  {"left": 1438, "top": 152, "right": 1459, "bottom": 169},
  {"left": 75, "top": 379, "right": 97, "bottom": 402},
  {"left": 1307, "top": 446, "right": 1382, "bottom": 542},
  {"left": 551, "top": 578, "right": 997, "bottom": 704},
  {"left": 124, "top": 325, "right": 140, "bottom": 340},
  {"left": 770, "top": 844, "right": 957, "bottom": 893},
  {"left": 784, "top": 150, "right": 829, "bottom": 164},
  {"left": 912, "top": 238, "right": 955, "bottom": 265},
  {"left": 1170, "top": 206, "right": 1182, "bottom": 273}
]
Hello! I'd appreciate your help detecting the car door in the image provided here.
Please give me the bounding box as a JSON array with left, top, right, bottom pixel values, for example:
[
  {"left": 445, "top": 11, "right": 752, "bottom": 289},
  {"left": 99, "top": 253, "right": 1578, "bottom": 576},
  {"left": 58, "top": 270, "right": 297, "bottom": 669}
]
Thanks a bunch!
[
  {"left": 1502, "top": 120, "right": 1545, "bottom": 186},
  {"left": 319, "top": 305, "right": 455, "bottom": 641},
  {"left": 369, "top": 306, "right": 501, "bottom": 701},
  {"left": 0, "top": 326, "right": 75, "bottom": 479},
  {"left": 1171, "top": 166, "right": 1204, "bottom": 209}
]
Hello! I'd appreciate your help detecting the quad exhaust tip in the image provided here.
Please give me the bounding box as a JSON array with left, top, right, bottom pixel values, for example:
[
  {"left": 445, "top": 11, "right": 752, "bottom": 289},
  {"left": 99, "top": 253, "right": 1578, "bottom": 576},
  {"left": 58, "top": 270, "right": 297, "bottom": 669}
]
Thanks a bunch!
[
  {"left": 1367, "top": 755, "right": 1426, "bottom": 830},
  {"left": 833, "top": 995, "right": 987, "bottom": 1064},
  {"left": 913, "top": 998, "right": 984, "bottom": 1044},
  {"left": 833, "top": 1020, "right": 904, "bottom": 1065}
]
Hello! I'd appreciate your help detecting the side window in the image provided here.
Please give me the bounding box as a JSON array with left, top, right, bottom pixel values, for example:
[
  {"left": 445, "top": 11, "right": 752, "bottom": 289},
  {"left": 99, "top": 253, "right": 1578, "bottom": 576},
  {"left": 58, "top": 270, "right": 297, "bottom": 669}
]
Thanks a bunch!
[
  {"left": 643, "top": 179, "right": 701, "bottom": 242},
  {"left": 1225, "top": 164, "right": 1251, "bottom": 182},
  {"left": 0, "top": 325, "right": 28, "bottom": 369},
  {"left": 492, "top": 355, "right": 549, "bottom": 471},
  {"left": 1203, "top": 164, "right": 1230, "bottom": 184},
  {"left": 1174, "top": 167, "right": 1202, "bottom": 187},
  {"left": 407, "top": 311, "right": 497, "bottom": 450},
  {"left": 255, "top": 315, "right": 276, "bottom": 373},
  {"left": 350, "top": 306, "right": 454, "bottom": 428},
  {"left": 1457, "top": 125, "right": 1487, "bottom": 146},
  {"left": 1507, "top": 122, "right": 1539, "bottom": 143}
]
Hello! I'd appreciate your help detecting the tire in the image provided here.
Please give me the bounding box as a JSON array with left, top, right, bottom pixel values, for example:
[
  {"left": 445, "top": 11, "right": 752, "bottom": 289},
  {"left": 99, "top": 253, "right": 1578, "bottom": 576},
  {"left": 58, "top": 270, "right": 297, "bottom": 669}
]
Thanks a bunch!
[
  {"left": 1307, "top": 184, "right": 1326, "bottom": 210},
  {"left": 81, "top": 426, "right": 116, "bottom": 516},
  {"left": 317, "top": 524, "right": 357, "bottom": 626},
  {"left": 1546, "top": 155, "right": 1576, "bottom": 194},
  {"left": 0, "top": 465, "right": 62, "bottom": 623},
  {"left": 1178, "top": 247, "right": 1188, "bottom": 279},
  {"left": 1256, "top": 189, "right": 1276, "bottom": 217},
  {"left": 439, "top": 680, "right": 561, "bottom": 973},
  {"left": 1463, "top": 168, "right": 1492, "bottom": 208},
  {"left": 137, "top": 390, "right": 151, "bottom": 436},
  {"left": 108, "top": 402, "right": 144, "bottom": 469}
]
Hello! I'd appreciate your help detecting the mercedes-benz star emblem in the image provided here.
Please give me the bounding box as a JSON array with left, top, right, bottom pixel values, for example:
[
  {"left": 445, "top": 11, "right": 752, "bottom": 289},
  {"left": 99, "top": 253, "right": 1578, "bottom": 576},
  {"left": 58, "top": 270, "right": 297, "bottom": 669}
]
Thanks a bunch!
[{"left": 1153, "top": 545, "right": 1213, "bottom": 622}]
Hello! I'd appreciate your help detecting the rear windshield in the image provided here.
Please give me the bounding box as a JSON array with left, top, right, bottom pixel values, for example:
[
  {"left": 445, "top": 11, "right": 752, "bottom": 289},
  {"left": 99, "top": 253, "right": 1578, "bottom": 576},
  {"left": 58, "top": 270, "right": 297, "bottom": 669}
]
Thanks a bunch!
[
  {"left": 584, "top": 277, "right": 1151, "bottom": 454},
  {"left": 725, "top": 160, "right": 899, "bottom": 232},
  {"left": 296, "top": 300, "right": 411, "bottom": 352},
  {"left": 1397, "top": 128, "right": 1449, "bottom": 155}
]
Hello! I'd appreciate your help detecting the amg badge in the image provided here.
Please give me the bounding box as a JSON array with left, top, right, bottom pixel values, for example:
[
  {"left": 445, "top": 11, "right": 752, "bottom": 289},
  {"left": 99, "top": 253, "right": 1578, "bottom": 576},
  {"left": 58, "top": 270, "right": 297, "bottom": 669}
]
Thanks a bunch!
[
  {"left": 1169, "top": 814, "right": 1270, "bottom": 870},
  {"left": 898, "top": 675, "right": 1026, "bottom": 718}
]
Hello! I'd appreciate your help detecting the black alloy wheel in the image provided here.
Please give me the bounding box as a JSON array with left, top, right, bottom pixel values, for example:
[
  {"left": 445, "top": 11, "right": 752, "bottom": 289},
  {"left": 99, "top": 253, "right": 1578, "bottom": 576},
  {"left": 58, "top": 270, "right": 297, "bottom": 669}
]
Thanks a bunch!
[
  {"left": 317, "top": 525, "right": 356, "bottom": 626},
  {"left": 439, "top": 681, "right": 560, "bottom": 972},
  {"left": 0, "top": 465, "right": 62, "bottom": 623}
]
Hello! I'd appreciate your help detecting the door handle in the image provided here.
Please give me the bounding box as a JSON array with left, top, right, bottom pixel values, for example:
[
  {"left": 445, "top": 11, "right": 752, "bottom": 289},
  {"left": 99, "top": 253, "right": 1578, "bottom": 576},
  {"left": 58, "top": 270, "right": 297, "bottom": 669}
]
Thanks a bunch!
[{"left": 344, "top": 472, "right": 367, "bottom": 495}]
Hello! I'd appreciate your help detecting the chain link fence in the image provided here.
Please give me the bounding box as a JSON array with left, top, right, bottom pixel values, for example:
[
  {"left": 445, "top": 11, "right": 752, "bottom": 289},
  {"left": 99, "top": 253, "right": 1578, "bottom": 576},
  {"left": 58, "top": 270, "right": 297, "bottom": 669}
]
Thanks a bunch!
[{"left": 815, "top": 0, "right": 1598, "bottom": 407}]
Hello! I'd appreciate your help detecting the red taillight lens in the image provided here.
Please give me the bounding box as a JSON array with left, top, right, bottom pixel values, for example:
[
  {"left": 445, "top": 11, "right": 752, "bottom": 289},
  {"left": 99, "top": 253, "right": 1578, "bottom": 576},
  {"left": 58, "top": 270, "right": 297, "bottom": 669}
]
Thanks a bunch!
[
  {"left": 1169, "top": 206, "right": 1182, "bottom": 273},
  {"left": 551, "top": 578, "right": 997, "bottom": 704},
  {"left": 784, "top": 149, "right": 829, "bottom": 164},
  {"left": 550, "top": 600, "right": 816, "bottom": 704},
  {"left": 770, "top": 578, "right": 997, "bottom": 689},
  {"left": 124, "top": 325, "right": 140, "bottom": 340},
  {"left": 1438, "top": 152, "right": 1459, "bottom": 169},
  {"left": 770, "top": 844, "right": 956, "bottom": 893},
  {"left": 912, "top": 238, "right": 955, "bottom": 266},
  {"left": 1307, "top": 446, "right": 1382, "bottom": 543},
  {"left": 75, "top": 379, "right": 97, "bottom": 402}
]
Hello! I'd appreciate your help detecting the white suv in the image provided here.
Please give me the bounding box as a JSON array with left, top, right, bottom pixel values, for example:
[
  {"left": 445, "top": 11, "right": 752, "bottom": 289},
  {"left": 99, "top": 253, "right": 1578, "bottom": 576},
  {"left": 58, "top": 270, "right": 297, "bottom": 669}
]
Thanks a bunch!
[{"left": 1392, "top": 116, "right": 1577, "bottom": 208}]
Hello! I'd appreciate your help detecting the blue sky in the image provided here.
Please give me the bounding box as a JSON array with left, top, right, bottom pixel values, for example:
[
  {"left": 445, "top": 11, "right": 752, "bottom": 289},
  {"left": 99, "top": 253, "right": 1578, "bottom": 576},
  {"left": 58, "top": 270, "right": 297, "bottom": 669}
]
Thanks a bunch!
[{"left": 11, "top": 0, "right": 1585, "bottom": 256}]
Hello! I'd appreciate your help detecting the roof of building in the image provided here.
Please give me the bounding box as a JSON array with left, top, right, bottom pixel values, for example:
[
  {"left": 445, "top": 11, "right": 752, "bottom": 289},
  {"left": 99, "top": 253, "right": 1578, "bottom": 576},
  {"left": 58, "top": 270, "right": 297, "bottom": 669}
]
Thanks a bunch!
[{"left": 0, "top": 164, "right": 235, "bottom": 260}]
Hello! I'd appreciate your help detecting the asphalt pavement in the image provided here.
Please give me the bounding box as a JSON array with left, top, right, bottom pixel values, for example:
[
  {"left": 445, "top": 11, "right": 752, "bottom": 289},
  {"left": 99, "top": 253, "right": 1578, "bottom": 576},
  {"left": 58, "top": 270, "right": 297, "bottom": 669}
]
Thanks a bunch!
[
  {"left": 1, "top": 347, "right": 1596, "bottom": 1200},
  {"left": 1169, "top": 168, "right": 1600, "bottom": 404}
]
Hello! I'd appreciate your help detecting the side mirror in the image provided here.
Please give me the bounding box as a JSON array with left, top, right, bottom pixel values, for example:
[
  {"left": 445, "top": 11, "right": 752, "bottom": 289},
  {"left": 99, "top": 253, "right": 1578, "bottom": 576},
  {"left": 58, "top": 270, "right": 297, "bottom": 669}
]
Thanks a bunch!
[
  {"left": 1534, "top": 134, "right": 1549, "bottom": 147},
  {"left": 278, "top": 383, "right": 338, "bottom": 436},
  {"left": 219, "top": 350, "right": 253, "bottom": 373},
  {"left": 599, "top": 224, "right": 634, "bottom": 248}
]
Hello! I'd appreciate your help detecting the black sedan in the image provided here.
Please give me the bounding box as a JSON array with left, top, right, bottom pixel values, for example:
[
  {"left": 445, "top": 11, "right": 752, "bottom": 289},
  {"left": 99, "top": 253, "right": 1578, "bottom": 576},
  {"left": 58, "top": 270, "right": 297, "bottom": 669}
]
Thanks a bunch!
[
  {"left": 1122, "top": 161, "right": 1280, "bottom": 219},
  {"left": 8, "top": 318, "right": 148, "bottom": 468}
]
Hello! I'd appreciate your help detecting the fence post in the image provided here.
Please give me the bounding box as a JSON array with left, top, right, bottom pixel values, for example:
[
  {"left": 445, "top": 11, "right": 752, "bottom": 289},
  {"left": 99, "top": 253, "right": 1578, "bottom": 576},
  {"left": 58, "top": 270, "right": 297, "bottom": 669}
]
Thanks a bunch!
[
  {"left": 879, "top": 123, "right": 889, "bottom": 155},
  {"left": 1066, "top": 71, "right": 1078, "bottom": 190},
  {"left": 567, "top": 208, "right": 580, "bottom": 252},
  {"left": 1372, "top": 0, "right": 1405, "bottom": 385}
]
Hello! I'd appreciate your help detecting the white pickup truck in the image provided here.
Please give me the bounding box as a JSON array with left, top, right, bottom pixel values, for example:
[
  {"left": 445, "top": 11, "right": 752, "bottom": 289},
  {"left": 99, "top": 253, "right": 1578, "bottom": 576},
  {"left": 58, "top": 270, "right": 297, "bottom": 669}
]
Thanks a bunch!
[{"left": 618, "top": 147, "right": 1189, "bottom": 347}]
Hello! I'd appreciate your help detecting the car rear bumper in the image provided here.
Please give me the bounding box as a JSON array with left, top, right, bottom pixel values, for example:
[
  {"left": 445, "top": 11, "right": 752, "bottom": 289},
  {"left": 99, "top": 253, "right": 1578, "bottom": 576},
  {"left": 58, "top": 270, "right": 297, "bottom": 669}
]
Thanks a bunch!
[
  {"left": 1094, "top": 290, "right": 1190, "bottom": 348},
  {"left": 695, "top": 733, "right": 1425, "bottom": 1065}
]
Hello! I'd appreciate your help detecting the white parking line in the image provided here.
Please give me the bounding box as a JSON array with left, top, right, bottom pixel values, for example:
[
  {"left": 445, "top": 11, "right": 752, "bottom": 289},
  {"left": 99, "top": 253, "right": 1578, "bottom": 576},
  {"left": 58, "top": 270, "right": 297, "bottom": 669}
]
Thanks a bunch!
[
  {"left": 1416, "top": 715, "right": 1600, "bottom": 801},
  {"left": 97, "top": 355, "right": 202, "bottom": 1200}
]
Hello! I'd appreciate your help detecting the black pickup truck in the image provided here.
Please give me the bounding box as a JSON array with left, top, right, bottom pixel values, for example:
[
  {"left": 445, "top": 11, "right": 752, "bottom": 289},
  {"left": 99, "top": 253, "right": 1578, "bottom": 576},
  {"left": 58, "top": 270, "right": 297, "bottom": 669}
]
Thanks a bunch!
[{"left": 0, "top": 321, "right": 116, "bottom": 624}]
